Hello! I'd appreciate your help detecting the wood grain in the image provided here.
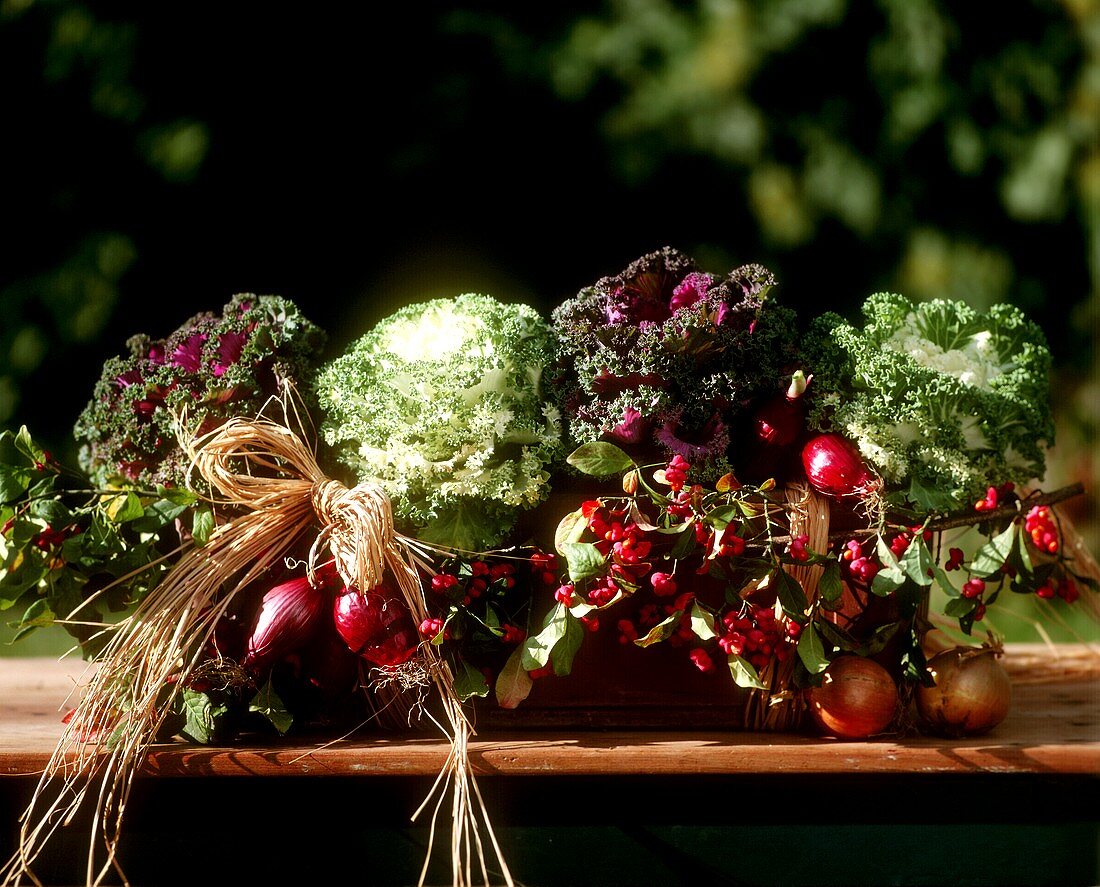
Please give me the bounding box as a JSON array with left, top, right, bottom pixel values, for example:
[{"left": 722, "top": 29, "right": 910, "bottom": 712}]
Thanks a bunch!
[{"left": 1, "top": 646, "right": 1097, "bottom": 779}]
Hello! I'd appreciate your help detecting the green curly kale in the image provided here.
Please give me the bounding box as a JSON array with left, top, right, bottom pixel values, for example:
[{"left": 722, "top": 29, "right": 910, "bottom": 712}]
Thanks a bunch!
[
  {"left": 804, "top": 292, "right": 1054, "bottom": 511},
  {"left": 74, "top": 294, "right": 325, "bottom": 488},
  {"left": 315, "top": 294, "right": 562, "bottom": 552}
]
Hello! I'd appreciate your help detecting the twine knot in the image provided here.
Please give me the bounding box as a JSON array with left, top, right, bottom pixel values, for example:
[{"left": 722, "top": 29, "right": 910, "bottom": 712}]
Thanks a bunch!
[{"left": 309, "top": 477, "right": 394, "bottom": 590}]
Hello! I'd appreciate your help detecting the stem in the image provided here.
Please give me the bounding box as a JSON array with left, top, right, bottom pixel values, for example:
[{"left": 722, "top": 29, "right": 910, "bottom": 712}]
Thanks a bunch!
[
  {"left": 752, "top": 482, "right": 1084, "bottom": 547},
  {"left": 838, "top": 482, "right": 1085, "bottom": 540}
]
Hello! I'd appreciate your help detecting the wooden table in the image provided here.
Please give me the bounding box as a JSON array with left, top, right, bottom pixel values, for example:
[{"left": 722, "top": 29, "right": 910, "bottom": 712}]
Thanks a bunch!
[{"left": 1, "top": 650, "right": 1098, "bottom": 886}]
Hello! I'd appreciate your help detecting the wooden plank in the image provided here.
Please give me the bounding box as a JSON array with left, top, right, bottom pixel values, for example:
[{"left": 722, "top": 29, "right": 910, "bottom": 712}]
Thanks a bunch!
[{"left": 1, "top": 647, "right": 1098, "bottom": 778}]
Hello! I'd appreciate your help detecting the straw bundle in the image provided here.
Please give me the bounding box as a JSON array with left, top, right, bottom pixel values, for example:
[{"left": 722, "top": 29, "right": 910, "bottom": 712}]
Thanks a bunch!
[{"left": 1, "top": 397, "right": 511, "bottom": 887}]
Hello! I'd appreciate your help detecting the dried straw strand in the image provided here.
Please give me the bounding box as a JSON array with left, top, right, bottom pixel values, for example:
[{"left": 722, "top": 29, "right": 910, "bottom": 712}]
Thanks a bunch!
[
  {"left": 744, "top": 483, "right": 830, "bottom": 731},
  {"left": 3, "top": 395, "right": 512, "bottom": 887}
]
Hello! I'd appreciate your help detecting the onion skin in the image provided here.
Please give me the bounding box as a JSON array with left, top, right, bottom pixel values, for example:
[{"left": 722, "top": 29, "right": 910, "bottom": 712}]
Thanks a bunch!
[
  {"left": 299, "top": 619, "right": 361, "bottom": 701},
  {"left": 916, "top": 647, "right": 1012, "bottom": 737},
  {"left": 752, "top": 372, "right": 809, "bottom": 449},
  {"left": 242, "top": 576, "right": 330, "bottom": 673},
  {"left": 333, "top": 584, "right": 418, "bottom": 668},
  {"left": 801, "top": 433, "right": 878, "bottom": 499},
  {"left": 808, "top": 655, "right": 898, "bottom": 739}
]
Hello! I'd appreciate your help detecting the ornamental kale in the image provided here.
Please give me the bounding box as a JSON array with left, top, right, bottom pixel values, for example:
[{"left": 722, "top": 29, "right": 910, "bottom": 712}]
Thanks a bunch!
[
  {"left": 74, "top": 294, "right": 325, "bottom": 489},
  {"left": 315, "top": 294, "right": 562, "bottom": 553},
  {"left": 550, "top": 247, "right": 799, "bottom": 482},
  {"left": 803, "top": 292, "right": 1054, "bottom": 511}
]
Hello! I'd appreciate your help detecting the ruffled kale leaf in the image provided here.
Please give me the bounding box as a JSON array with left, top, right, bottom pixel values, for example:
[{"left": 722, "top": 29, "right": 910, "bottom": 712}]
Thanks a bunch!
[
  {"left": 74, "top": 294, "right": 325, "bottom": 488},
  {"left": 803, "top": 292, "right": 1054, "bottom": 511},
  {"left": 315, "top": 294, "right": 562, "bottom": 552},
  {"left": 551, "top": 248, "right": 798, "bottom": 481}
]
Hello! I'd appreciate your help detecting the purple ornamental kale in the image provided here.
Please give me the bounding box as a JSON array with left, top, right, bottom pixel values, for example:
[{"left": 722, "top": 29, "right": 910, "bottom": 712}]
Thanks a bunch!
[
  {"left": 74, "top": 294, "right": 325, "bottom": 488},
  {"left": 550, "top": 248, "right": 798, "bottom": 481}
]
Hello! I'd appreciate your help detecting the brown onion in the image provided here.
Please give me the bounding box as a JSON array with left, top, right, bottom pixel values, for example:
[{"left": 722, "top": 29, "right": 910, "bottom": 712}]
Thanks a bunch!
[
  {"left": 808, "top": 655, "right": 898, "bottom": 739},
  {"left": 916, "top": 646, "right": 1011, "bottom": 737}
]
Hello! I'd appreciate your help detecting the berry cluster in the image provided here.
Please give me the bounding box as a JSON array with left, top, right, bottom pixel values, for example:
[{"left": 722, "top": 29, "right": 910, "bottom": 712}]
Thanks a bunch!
[
  {"left": 717, "top": 605, "right": 799, "bottom": 672},
  {"left": 1025, "top": 505, "right": 1059, "bottom": 555},
  {"left": 974, "top": 482, "right": 1015, "bottom": 513},
  {"left": 1035, "top": 575, "right": 1079, "bottom": 603},
  {"left": 841, "top": 538, "right": 880, "bottom": 584},
  {"left": 420, "top": 556, "right": 528, "bottom": 645}
]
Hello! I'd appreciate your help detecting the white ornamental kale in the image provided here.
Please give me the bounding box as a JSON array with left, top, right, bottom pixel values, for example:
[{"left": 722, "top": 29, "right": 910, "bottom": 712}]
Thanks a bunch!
[
  {"left": 315, "top": 294, "right": 562, "bottom": 551},
  {"left": 804, "top": 292, "right": 1054, "bottom": 512}
]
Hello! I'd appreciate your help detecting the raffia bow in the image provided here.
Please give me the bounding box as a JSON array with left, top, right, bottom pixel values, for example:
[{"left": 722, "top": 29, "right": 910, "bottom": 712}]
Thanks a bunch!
[{"left": 3, "top": 398, "right": 512, "bottom": 887}]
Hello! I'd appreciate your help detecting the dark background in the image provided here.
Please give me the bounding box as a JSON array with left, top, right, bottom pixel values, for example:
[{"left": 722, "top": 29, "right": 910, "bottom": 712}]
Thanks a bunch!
[
  {"left": 1, "top": 1, "right": 1099, "bottom": 632},
  {"left": 1, "top": 6, "right": 1098, "bottom": 884}
]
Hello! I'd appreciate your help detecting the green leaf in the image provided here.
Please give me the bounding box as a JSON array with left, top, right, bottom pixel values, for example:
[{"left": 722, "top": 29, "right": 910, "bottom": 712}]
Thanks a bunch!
[
  {"left": 417, "top": 503, "right": 500, "bottom": 553},
  {"left": 771, "top": 569, "right": 808, "bottom": 619},
  {"left": 191, "top": 506, "right": 214, "bottom": 547},
  {"left": 0, "top": 466, "right": 32, "bottom": 504},
  {"left": 130, "top": 497, "right": 190, "bottom": 533},
  {"left": 859, "top": 620, "right": 901, "bottom": 656},
  {"left": 495, "top": 646, "right": 534, "bottom": 709},
  {"left": 559, "top": 541, "right": 606, "bottom": 583},
  {"left": 521, "top": 603, "right": 568, "bottom": 670},
  {"left": 0, "top": 544, "right": 46, "bottom": 607},
  {"left": 735, "top": 498, "right": 763, "bottom": 518},
  {"left": 10, "top": 624, "right": 39, "bottom": 644},
  {"left": 180, "top": 688, "right": 230, "bottom": 745},
  {"left": 249, "top": 678, "right": 293, "bottom": 734},
  {"left": 14, "top": 427, "right": 45, "bottom": 464},
  {"left": 934, "top": 565, "right": 959, "bottom": 598},
  {"left": 898, "top": 536, "right": 934, "bottom": 587},
  {"left": 797, "top": 622, "right": 829, "bottom": 674},
  {"left": 690, "top": 601, "right": 716, "bottom": 640},
  {"left": 106, "top": 491, "right": 144, "bottom": 524},
  {"left": 554, "top": 508, "right": 587, "bottom": 555},
  {"left": 1011, "top": 526, "right": 1034, "bottom": 577},
  {"left": 706, "top": 505, "right": 741, "bottom": 529},
  {"left": 944, "top": 597, "right": 977, "bottom": 618},
  {"left": 156, "top": 485, "right": 199, "bottom": 506},
  {"left": 566, "top": 442, "right": 634, "bottom": 477},
  {"left": 452, "top": 659, "right": 490, "bottom": 701},
  {"left": 553, "top": 612, "right": 585, "bottom": 676},
  {"left": 727, "top": 654, "right": 766, "bottom": 690},
  {"left": 817, "top": 619, "right": 860, "bottom": 652},
  {"left": 906, "top": 476, "right": 958, "bottom": 513},
  {"left": 971, "top": 523, "right": 1018, "bottom": 578},
  {"left": 818, "top": 561, "right": 843, "bottom": 604},
  {"left": 871, "top": 537, "right": 906, "bottom": 596},
  {"left": 28, "top": 490, "right": 66, "bottom": 525},
  {"left": 669, "top": 522, "right": 698, "bottom": 559},
  {"left": 633, "top": 609, "right": 683, "bottom": 648},
  {"left": 0, "top": 432, "right": 19, "bottom": 467},
  {"left": 78, "top": 515, "right": 122, "bottom": 559},
  {"left": 15, "top": 598, "right": 55, "bottom": 629}
]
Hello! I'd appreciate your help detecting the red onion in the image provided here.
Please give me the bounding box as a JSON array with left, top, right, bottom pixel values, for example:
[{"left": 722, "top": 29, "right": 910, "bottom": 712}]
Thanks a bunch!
[
  {"left": 333, "top": 584, "right": 419, "bottom": 668},
  {"left": 299, "top": 620, "right": 361, "bottom": 700},
  {"left": 242, "top": 576, "right": 329, "bottom": 673},
  {"left": 752, "top": 370, "right": 809, "bottom": 449},
  {"left": 801, "top": 433, "right": 879, "bottom": 498}
]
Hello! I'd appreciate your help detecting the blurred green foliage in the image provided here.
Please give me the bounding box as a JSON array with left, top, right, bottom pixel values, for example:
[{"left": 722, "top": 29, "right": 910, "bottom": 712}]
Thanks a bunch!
[
  {"left": 451, "top": 0, "right": 1100, "bottom": 558},
  {"left": 0, "top": 0, "right": 208, "bottom": 427},
  {"left": 2, "top": 0, "right": 1100, "bottom": 652}
]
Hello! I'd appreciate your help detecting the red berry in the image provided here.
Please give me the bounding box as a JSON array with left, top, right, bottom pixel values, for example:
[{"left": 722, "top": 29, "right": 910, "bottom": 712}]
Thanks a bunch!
[{"left": 688, "top": 648, "right": 715, "bottom": 673}]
